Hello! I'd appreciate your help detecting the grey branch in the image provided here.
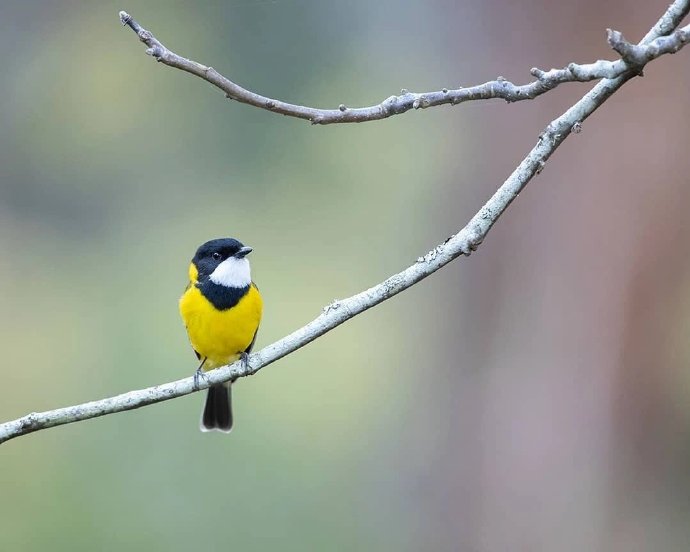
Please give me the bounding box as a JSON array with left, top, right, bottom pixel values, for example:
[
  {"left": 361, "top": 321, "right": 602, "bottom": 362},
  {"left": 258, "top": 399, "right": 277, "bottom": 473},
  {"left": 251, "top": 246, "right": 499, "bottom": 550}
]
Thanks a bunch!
[
  {"left": 0, "top": 1, "right": 688, "bottom": 445},
  {"left": 118, "top": 9, "right": 690, "bottom": 125}
]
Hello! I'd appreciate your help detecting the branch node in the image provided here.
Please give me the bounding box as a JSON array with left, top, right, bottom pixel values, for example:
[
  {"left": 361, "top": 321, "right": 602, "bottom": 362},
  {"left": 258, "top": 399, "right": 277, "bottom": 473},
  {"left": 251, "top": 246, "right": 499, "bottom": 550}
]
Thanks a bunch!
[
  {"left": 679, "top": 28, "right": 690, "bottom": 45},
  {"left": 146, "top": 46, "right": 165, "bottom": 59},
  {"left": 139, "top": 29, "right": 153, "bottom": 42},
  {"left": 572, "top": 121, "right": 583, "bottom": 134},
  {"left": 20, "top": 413, "right": 39, "bottom": 431},
  {"left": 608, "top": 28, "right": 647, "bottom": 73},
  {"left": 323, "top": 301, "right": 342, "bottom": 314},
  {"left": 338, "top": 104, "right": 347, "bottom": 112},
  {"left": 459, "top": 230, "right": 482, "bottom": 255},
  {"left": 412, "top": 96, "right": 429, "bottom": 109}
]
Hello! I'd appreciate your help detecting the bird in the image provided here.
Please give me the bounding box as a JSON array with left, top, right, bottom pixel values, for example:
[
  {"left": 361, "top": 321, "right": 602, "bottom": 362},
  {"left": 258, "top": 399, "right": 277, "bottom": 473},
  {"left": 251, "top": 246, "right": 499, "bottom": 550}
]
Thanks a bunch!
[{"left": 179, "top": 238, "right": 263, "bottom": 433}]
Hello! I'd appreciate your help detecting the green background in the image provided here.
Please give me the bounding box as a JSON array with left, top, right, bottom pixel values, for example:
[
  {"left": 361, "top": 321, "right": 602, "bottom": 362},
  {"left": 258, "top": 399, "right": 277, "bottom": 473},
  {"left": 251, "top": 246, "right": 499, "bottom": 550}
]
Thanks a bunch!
[{"left": 2, "top": 1, "right": 690, "bottom": 550}]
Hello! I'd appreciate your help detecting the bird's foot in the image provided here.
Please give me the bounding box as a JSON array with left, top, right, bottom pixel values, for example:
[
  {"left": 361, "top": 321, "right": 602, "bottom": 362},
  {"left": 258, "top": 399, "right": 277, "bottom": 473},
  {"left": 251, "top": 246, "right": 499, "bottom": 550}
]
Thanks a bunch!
[
  {"left": 193, "top": 365, "right": 209, "bottom": 390},
  {"left": 231, "top": 352, "right": 251, "bottom": 384}
]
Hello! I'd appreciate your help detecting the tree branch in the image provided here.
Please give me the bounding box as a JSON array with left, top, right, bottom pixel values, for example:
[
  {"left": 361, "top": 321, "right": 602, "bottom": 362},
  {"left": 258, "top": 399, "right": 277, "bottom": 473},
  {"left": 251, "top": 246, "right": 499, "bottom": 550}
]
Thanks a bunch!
[
  {"left": 0, "top": 1, "right": 688, "bottom": 445},
  {"left": 118, "top": 9, "right": 690, "bottom": 125}
]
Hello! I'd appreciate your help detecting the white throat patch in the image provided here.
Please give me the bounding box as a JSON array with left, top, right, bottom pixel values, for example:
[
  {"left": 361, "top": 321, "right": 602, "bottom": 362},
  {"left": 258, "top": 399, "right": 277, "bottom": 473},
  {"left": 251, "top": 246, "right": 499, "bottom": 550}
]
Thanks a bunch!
[{"left": 209, "top": 257, "right": 251, "bottom": 288}]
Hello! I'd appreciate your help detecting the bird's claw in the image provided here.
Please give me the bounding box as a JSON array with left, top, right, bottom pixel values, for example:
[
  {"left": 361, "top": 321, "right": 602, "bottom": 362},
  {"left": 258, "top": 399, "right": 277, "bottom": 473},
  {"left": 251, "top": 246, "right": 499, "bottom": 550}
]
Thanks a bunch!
[
  {"left": 193, "top": 366, "right": 209, "bottom": 390},
  {"left": 230, "top": 352, "right": 251, "bottom": 384}
]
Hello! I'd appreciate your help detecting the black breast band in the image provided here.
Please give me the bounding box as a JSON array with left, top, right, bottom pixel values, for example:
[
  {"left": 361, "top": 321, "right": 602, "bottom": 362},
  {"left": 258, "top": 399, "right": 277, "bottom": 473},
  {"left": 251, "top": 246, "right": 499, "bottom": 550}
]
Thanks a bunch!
[{"left": 198, "top": 281, "right": 251, "bottom": 311}]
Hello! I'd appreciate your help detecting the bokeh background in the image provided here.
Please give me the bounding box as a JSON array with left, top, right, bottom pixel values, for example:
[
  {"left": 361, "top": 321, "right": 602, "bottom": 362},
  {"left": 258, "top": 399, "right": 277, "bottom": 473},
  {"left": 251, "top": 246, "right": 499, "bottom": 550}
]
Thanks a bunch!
[{"left": 2, "top": 1, "right": 690, "bottom": 550}]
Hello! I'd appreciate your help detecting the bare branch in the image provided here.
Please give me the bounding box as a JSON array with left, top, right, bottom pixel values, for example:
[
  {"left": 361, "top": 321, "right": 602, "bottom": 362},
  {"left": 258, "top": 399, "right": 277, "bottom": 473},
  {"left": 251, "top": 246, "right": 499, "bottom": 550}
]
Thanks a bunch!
[
  {"left": 0, "top": 1, "right": 688, "bottom": 445},
  {"left": 118, "top": 9, "right": 690, "bottom": 125}
]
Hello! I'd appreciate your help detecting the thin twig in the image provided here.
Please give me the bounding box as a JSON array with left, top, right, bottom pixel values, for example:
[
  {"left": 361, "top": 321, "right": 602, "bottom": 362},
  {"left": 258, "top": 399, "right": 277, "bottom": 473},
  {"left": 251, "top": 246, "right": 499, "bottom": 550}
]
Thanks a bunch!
[
  {"left": 0, "top": 1, "right": 688, "bottom": 445},
  {"left": 118, "top": 9, "right": 690, "bottom": 125}
]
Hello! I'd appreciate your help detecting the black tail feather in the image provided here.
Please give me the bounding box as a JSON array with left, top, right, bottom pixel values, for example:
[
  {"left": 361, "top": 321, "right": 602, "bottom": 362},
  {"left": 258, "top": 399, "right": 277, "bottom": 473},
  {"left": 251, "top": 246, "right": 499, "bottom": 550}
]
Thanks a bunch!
[{"left": 200, "top": 384, "right": 233, "bottom": 433}]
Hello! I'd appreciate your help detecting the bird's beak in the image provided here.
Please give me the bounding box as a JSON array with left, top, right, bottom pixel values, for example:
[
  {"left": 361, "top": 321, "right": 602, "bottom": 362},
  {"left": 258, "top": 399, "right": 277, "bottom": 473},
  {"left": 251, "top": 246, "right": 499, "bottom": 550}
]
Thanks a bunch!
[{"left": 235, "top": 246, "right": 253, "bottom": 259}]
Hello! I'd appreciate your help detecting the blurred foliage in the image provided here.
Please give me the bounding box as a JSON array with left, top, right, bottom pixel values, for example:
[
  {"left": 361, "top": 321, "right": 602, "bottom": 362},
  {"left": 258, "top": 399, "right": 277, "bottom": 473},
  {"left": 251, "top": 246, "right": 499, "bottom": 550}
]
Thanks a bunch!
[
  {"left": 0, "top": 1, "right": 464, "bottom": 550},
  {"left": 3, "top": 1, "right": 690, "bottom": 551}
]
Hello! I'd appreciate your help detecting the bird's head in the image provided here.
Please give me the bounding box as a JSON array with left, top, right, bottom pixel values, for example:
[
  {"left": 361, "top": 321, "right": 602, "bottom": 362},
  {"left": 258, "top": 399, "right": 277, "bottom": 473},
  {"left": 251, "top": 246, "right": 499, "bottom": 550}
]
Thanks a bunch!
[{"left": 190, "top": 238, "right": 253, "bottom": 288}]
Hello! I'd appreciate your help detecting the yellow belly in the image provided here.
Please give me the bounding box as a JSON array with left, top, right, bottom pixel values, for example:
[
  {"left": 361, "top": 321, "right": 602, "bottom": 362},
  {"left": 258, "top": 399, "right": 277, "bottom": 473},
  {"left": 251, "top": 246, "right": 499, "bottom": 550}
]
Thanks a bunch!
[{"left": 179, "top": 284, "right": 263, "bottom": 369}]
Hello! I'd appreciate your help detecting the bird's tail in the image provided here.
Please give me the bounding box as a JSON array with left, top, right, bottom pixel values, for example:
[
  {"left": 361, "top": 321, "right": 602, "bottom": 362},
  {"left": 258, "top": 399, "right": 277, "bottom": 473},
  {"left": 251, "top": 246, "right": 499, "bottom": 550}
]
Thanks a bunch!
[{"left": 200, "top": 383, "right": 233, "bottom": 433}]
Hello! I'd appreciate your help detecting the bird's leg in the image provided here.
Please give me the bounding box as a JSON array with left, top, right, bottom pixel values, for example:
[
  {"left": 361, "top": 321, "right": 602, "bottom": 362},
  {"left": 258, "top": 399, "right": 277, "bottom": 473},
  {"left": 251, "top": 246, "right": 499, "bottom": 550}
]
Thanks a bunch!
[
  {"left": 231, "top": 351, "right": 251, "bottom": 384},
  {"left": 193, "top": 357, "right": 208, "bottom": 390}
]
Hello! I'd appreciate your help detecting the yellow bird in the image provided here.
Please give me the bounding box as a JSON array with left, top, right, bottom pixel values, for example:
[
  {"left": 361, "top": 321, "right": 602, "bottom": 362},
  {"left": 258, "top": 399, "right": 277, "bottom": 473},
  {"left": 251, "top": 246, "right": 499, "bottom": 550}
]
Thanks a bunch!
[{"left": 179, "top": 238, "right": 263, "bottom": 433}]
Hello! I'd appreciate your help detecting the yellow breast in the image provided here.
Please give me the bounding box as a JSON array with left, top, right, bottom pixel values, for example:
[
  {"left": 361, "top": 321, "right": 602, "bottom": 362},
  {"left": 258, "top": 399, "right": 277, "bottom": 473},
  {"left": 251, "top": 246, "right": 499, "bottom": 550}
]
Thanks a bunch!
[{"left": 179, "top": 283, "right": 263, "bottom": 369}]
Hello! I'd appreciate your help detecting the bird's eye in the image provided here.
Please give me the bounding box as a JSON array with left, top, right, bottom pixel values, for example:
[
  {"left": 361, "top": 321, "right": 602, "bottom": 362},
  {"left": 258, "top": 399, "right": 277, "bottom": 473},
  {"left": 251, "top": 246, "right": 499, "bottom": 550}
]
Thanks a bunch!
[{"left": 212, "top": 252, "right": 222, "bottom": 261}]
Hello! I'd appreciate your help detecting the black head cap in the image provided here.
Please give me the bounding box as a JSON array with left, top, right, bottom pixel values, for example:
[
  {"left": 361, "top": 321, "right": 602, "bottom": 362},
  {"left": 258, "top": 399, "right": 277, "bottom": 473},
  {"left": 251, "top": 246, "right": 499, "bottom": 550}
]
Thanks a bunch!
[{"left": 192, "top": 238, "right": 252, "bottom": 280}]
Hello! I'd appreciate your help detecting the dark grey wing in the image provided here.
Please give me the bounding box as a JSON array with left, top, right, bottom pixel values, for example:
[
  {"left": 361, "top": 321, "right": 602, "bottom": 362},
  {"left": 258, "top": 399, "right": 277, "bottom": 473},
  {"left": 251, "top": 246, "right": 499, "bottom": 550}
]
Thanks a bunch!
[
  {"left": 243, "top": 282, "right": 261, "bottom": 355},
  {"left": 244, "top": 326, "right": 259, "bottom": 355},
  {"left": 181, "top": 282, "right": 201, "bottom": 360}
]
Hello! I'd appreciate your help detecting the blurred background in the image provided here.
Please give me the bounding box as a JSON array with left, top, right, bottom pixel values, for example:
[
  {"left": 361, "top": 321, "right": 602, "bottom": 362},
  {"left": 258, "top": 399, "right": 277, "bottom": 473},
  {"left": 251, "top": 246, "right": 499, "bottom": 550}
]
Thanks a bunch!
[{"left": 1, "top": 0, "right": 690, "bottom": 550}]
